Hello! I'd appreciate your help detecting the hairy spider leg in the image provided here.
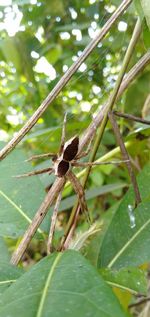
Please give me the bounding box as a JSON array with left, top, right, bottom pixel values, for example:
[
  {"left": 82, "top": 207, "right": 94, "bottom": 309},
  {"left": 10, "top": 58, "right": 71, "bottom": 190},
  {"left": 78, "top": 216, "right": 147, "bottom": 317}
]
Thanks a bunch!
[
  {"left": 67, "top": 171, "right": 91, "bottom": 224},
  {"left": 59, "top": 112, "right": 67, "bottom": 156},
  {"left": 75, "top": 140, "right": 92, "bottom": 160},
  {"left": 71, "top": 159, "right": 129, "bottom": 167},
  {"left": 14, "top": 167, "right": 53, "bottom": 178},
  {"left": 25, "top": 153, "right": 56, "bottom": 162},
  {"left": 47, "top": 189, "right": 63, "bottom": 254}
]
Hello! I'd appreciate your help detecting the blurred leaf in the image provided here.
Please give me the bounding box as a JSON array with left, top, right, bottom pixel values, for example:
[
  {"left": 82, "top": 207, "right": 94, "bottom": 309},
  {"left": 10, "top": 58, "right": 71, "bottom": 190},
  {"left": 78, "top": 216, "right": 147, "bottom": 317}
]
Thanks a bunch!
[
  {"left": 100, "top": 267, "right": 147, "bottom": 295},
  {"left": 0, "top": 251, "right": 128, "bottom": 317},
  {"left": 134, "top": 0, "right": 145, "bottom": 20},
  {"left": 140, "top": 0, "right": 150, "bottom": 30},
  {"left": 55, "top": 22, "right": 90, "bottom": 32},
  {"left": 125, "top": 72, "right": 150, "bottom": 116},
  {"left": 45, "top": 44, "right": 62, "bottom": 64},
  {"left": 45, "top": 0, "right": 65, "bottom": 16},
  {"left": 143, "top": 21, "right": 150, "bottom": 48},
  {"left": 0, "top": 38, "right": 22, "bottom": 72},
  {"left": 90, "top": 170, "right": 104, "bottom": 186}
]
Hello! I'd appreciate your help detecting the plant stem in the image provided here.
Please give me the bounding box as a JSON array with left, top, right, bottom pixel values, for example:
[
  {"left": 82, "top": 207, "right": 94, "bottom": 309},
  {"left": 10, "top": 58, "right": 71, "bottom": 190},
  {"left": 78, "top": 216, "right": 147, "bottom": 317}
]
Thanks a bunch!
[
  {"left": 108, "top": 112, "right": 141, "bottom": 206},
  {"left": 113, "top": 111, "right": 150, "bottom": 125}
]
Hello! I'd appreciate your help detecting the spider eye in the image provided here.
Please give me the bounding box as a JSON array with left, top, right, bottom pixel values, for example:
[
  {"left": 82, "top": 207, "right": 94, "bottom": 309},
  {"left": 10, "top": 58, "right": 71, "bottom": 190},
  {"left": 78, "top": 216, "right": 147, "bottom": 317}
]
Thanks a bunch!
[
  {"left": 63, "top": 136, "right": 79, "bottom": 161},
  {"left": 57, "top": 160, "right": 69, "bottom": 177}
]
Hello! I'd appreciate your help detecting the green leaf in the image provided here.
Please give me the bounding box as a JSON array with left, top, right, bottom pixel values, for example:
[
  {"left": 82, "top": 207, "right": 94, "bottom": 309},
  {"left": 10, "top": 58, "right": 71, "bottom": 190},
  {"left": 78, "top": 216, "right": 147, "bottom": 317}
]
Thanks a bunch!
[
  {"left": 134, "top": 0, "right": 145, "bottom": 20},
  {"left": 143, "top": 21, "right": 150, "bottom": 48},
  {"left": 0, "top": 238, "right": 10, "bottom": 262},
  {"left": 45, "top": 45, "right": 62, "bottom": 65},
  {"left": 0, "top": 262, "right": 23, "bottom": 297},
  {"left": 100, "top": 267, "right": 147, "bottom": 295},
  {"left": 140, "top": 0, "right": 150, "bottom": 30},
  {"left": 0, "top": 251, "right": 128, "bottom": 317},
  {"left": 98, "top": 164, "right": 150, "bottom": 269},
  {"left": 0, "top": 143, "right": 48, "bottom": 238}
]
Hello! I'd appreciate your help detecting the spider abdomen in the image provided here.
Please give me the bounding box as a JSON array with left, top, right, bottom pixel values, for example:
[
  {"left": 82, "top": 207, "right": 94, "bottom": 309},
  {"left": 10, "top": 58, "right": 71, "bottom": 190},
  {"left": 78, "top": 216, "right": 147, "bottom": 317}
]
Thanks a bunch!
[{"left": 55, "top": 160, "right": 70, "bottom": 177}]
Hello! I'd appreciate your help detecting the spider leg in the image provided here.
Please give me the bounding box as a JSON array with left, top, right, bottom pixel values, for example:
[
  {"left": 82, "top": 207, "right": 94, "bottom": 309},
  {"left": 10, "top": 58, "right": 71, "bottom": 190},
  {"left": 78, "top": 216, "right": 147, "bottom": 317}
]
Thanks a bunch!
[
  {"left": 67, "top": 170, "right": 91, "bottom": 224},
  {"left": 71, "top": 159, "right": 129, "bottom": 167},
  {"left": 75, "top": 141, "right": 91, "bottom": 160},
  {"left": 59, "top": 112, "right": 67, "bottom": 156},
  {"left": 25, "top": 153, "right": 56, "bottom": 162},
  {"left": 13, "top": 167, "right": 53, "bottom": 178},
  {"left": 47, "top": 189, "right": 62, "bottom": 254}
]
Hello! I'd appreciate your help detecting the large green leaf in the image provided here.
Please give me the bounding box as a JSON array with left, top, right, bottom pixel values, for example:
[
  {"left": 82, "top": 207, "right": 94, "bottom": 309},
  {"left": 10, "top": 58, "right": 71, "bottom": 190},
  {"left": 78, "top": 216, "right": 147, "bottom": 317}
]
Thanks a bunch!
[
  {"left": 0, "top": 143, "right": 48, "bottom": 238},
  {"left": 0, "top": 262, "right": 23, "bottom": 297},
  {"left": 0, "top": 251, "right": 128, "bottom": 317},
  {"left": 0, "top": 238, "right": 10, "bottom": 262},
  {"left": 98, "top": 164, "right": 150, "bottom": 269}
]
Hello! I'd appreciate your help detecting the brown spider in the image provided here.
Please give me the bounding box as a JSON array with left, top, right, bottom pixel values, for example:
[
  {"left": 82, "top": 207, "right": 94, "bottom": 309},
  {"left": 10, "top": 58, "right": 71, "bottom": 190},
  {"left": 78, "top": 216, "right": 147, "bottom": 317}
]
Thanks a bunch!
[{"left": 16, "top": 114, "right": 127, "bottom": 253}]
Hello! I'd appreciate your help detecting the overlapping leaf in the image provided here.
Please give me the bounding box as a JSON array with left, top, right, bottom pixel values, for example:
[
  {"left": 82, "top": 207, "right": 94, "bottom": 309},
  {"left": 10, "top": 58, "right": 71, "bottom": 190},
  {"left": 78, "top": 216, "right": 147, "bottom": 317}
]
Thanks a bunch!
[{"left": 98, "top": 164, "right": 150, "bottom": 269}]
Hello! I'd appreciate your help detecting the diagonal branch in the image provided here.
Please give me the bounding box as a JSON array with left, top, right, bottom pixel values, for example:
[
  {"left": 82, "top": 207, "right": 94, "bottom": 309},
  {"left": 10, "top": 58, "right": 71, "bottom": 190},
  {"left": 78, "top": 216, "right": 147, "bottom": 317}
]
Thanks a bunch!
[
  {"left": 113, "top": 111, "right": 150, "bottom": 125},
  {"left": 0, "top": 0, "right": 132, "bottom": 161}
]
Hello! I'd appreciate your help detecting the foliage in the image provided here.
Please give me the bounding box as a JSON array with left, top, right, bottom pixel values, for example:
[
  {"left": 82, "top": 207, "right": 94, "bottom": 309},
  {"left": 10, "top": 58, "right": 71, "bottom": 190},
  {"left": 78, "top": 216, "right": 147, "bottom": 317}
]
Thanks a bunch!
[{"left": 0, "top": 0, "right": 150, "bottom": 316}]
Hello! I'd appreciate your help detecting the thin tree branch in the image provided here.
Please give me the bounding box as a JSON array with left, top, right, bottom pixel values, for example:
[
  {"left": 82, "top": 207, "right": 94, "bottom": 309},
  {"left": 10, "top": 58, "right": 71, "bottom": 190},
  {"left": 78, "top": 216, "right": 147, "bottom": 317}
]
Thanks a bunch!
[
  {"left": 108, "top": 111, "right": 141, "bottom": 206},
  {"left": 47, "top": 190, "right": 62, "bottom": 254},
  {"left": 113, "top": 111, "right": 150, "bottom": 125},
  {"left": 61, "top": 18, "right": 142, "bottom": 248},
  {"left": 0, "top": 0, "right": 132, "bottom": 161}
]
